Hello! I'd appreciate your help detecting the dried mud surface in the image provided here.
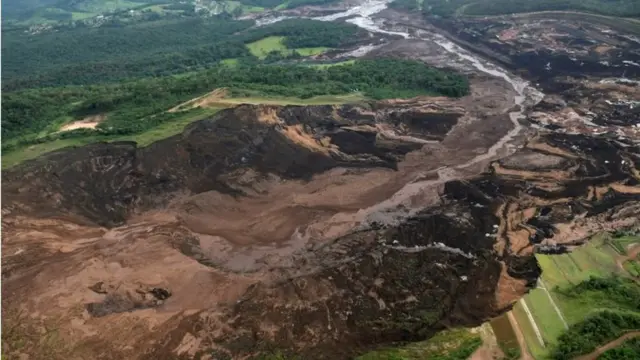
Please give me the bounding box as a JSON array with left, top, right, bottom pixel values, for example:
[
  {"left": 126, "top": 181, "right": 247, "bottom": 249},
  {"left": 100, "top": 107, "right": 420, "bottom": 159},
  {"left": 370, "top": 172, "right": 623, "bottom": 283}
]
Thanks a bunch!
[{"left": 3, "top": 7, "right": 640, "bottom": 360}]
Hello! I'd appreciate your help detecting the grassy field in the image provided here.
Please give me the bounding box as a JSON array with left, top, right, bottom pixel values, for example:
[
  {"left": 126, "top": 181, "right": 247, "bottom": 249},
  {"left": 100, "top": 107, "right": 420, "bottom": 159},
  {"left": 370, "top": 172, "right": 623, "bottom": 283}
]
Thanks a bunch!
[
  {"left": 71, "top": 11, "right": 97, "bottom": 20},
  {"left": 610, "top": 235, "right": 640, "bottom": 255},
  {"left": 1, "top": 91, "right": 366, "bottom": 169},
  {"left": 225, "top": 0, "right": 265, "bottom": 13},
  {"left": 536, "top": 235, "right": 620, "bottom": 290},
  {"left": 490, "top": 314, "right": 520, "bottom": 359},
  {"left": 624, "top": 259, "right": 640, "bottom": 277},
  {"left": 246, "top": 36, "right": 288, "bottom": 58},
  {"left": 308, "top": 60, "right": 357, "bottom": 69},
  {"left": 1, "top": 107, "right": 222, "bottom": 168},
  {"left": 522, "top": 289, "right": 566, "bottom": 346},
  {"left": 357, "top": 327, "right": 482, "bottom": 360},
  {"left": 222, "top": 92, "right": 367, "bottom": 105},
  {"left": 220, "top": 58, "right": 240, "bottom": 67},
  {"left": 510, "top": 232, "right": 640, "bottom": 359},
  {"left": 246, "top": 36, "right": 329, "bottom": 59},
  {"left": 512, "top": 301, "right": 547, "bottom": 359}
]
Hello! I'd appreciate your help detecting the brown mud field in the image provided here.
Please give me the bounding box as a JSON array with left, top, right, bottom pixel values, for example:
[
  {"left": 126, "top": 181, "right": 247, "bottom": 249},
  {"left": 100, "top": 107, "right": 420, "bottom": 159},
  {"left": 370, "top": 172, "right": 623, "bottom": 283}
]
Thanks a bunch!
[{"left": 3, "top": 2, "right": 640, "bottom": 360}]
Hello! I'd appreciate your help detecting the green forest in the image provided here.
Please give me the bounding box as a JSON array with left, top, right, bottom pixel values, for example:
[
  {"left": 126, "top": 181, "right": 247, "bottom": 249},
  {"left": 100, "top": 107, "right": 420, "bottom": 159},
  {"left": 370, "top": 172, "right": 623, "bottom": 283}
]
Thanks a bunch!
[
  {"left": 551, "top": 311, "right": 640, "bottom": 359},
  {"left": 1, "top": 8, "right": 469, "bottom": 168},
  {"left": 2, "top": 59, "right": 469, "bottom": 153},
  {"left": 2, "top": 18, "right": 364, "bottom": 90}
]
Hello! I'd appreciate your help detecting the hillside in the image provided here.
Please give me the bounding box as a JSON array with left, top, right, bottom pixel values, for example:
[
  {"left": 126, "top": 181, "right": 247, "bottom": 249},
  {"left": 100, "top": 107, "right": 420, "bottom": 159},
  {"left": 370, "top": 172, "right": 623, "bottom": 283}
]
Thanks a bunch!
[{"left": 2, "top": 0, "right": 640, "bottom": 359}]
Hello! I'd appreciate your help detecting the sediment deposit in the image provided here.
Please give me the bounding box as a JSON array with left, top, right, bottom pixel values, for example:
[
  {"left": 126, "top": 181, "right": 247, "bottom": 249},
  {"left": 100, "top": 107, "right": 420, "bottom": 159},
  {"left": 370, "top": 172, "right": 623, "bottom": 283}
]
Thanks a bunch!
[{"left": 3, "top": 2, "right": 640, "bottom": 359}]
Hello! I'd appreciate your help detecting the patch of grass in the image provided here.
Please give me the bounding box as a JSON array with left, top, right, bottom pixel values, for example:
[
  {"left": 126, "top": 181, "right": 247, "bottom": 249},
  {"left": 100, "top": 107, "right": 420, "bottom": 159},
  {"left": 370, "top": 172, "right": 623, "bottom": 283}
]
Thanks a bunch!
[
  {"left": 524, "top": 289, "right": 566, "bottom": 346},
  {"left": 224, "top": 91, "right": 368, "bottom": 105},
  {"left": 512, "top": 232, "right": 640, "bottom": 359},
  {"left": 1, "top": 88, "right": 365, "bottom": 168},
  {"left": 246, "top": 36, "right": 329, "bottom": 59},
  {"left": 357, "top": 328, "right": 482, "bottom": 360},
  {"left": 623, "top": 260, "right": 640, "bottom": 277},
  {"left": 2, "top": 137, "right": 99, "bottom": 169},
  {"left": 308, "top": 60, "right": 356, "bottom": 69},
  {"left": 71, "top": 11, "right": 97, "bottom": 20},
  {"left": 294, "top": 47, "right": 330, "bottom": 56},
  {"left": 551, "top": 311, "right": 640, "bottom": 359},
  {"left": 512, "top": 301, "right": 547, "bottom": 359},
  {"left": 537, "top": 234, "right": 621, "bottom": 289},
  {"left": 490, "top": 314, "right": 520, "bottom": 358},
  {"left": 246, "top": 36, "right": 288, "bottom": 59},
  {"left": 2, "top": 309, "right": 71, "bottom": 359},
  {"left": 610, "top": 236, "right": 640, "bottom": 255},
  {"left": 140, "top": 4, "right": 166, "bottom": 13},
  {"left": 220, "top": 58, "right": 240, "bottom": 67},
  {"left": 115, "top": 107, "right": 223, "bottom": 146},
  {"left": 2, "top": 107, "right": 222, "bottom": 168}
]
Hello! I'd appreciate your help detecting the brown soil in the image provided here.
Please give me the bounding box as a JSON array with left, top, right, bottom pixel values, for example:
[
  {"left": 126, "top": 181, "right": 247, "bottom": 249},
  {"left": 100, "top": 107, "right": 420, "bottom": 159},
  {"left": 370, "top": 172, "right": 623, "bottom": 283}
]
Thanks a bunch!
[
  {"left": 59, "top": 114, "right": 106, "bottom": 132},
  {"left": 168, "top": 88, "right": 228, "bottom": 112}
]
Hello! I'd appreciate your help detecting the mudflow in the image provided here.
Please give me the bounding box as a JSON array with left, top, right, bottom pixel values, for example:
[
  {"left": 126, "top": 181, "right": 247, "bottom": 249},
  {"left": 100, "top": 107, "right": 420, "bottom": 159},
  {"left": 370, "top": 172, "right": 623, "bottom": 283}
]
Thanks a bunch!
[{"left": 3, "top": 3, "right": 640, "bottom": 360}]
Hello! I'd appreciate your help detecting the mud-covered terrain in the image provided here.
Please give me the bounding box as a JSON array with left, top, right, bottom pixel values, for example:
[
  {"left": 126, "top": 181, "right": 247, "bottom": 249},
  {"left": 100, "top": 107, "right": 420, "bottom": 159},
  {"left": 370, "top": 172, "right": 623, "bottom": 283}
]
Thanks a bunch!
[{"left": 3, "top": 2, "right": 640, "bottom": 360}]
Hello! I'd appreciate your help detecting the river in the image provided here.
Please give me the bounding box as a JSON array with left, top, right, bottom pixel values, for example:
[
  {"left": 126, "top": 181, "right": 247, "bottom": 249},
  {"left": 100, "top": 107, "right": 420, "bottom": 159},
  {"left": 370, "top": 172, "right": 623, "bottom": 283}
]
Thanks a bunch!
[{"left": 257, "top": 0, "right": 543, "bottom": 227}]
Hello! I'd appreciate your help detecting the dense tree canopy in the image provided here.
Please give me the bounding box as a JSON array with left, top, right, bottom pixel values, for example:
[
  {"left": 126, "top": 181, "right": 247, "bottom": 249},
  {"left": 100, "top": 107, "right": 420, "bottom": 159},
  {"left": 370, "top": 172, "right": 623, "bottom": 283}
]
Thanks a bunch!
[
  {"left": 552, "top": 311, "right": 640, "bottom": 359},
  {"left": 2, "top": 59, "right": 469, "bottom": 142},
  {"left": 2, "top": 18, "right": 364, "bottom": 90}
]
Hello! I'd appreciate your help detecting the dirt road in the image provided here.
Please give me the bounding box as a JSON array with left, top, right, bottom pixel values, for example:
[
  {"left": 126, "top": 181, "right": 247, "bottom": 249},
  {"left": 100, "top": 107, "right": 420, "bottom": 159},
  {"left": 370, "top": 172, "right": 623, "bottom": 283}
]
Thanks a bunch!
[
  {"left": 615, "top": 243, "right": 640, "bottom": 281},
  {"left": 575, "top": 331, "right": 640, "bottom": 360}
]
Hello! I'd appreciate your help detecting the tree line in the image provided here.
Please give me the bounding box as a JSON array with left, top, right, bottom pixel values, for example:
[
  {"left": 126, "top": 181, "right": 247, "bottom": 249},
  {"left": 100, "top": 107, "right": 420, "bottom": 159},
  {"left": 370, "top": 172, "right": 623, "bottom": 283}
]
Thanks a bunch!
[
  {"left": 2, "top": 59, "right": 469, "bottom": 143},
  {"left": 2, "top": 18, "right": 363, "bottom": 90},
  {"left": 551, "top": 311, "right": 640, "bottom": 359}
]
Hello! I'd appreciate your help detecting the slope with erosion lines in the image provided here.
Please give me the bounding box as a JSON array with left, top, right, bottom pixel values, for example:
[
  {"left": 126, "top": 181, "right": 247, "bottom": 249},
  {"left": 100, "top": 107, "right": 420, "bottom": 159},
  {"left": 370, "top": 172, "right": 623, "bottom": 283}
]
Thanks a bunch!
[
  {"left": 3, "top": 92, "right": 640, "bottom": 359},
  {"left": 4, "top": 2, "right": 640, "bottom": 360}
]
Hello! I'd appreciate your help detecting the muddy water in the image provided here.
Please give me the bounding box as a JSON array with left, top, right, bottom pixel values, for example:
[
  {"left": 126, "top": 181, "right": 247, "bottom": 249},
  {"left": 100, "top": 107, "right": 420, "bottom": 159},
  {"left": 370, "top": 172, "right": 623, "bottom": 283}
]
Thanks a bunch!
[
  {"left": 250, "top": 1, "right": 544, "bottom": 244},
  {"left": 490, "top": 313, "right": 520, "bottom": 350},
  {"left": 312, "top": 0, "right": 542, "bottom": 224}
]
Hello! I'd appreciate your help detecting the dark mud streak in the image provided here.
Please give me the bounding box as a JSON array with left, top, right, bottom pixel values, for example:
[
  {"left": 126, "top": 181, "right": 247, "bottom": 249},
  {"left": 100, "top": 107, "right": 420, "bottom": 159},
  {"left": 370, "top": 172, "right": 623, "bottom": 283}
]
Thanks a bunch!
[
  {"left": 2, "top": 104, "right": 457, "bottom": 227},
  {"left": 3, "top": 102, "right": 640, "bottom": 359}
]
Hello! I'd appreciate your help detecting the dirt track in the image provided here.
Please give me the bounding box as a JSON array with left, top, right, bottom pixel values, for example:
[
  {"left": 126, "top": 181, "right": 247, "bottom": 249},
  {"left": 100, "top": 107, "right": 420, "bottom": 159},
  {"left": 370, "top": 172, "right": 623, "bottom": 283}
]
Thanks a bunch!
[
  {"left": 507, "top": 311, "right": 535, "bottom": 360},
  {"left": 575, "top": 331, "right": 640, "bottom": 360}
]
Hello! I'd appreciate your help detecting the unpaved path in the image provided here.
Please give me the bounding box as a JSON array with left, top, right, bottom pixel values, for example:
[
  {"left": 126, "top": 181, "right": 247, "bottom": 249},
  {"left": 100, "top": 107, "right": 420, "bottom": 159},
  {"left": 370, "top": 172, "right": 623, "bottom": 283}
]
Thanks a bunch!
[
  {"left": 59, "top": 114, "right": 105, "bottom": 132},
  {"left": 520, "top": 298, "right": 545, "bottom": 348},
  {"left": 507, "top": 311, "right": 535, "bottom": 360},
  {"left": 575, "top": 331, "right": 640, "bottom": 360}
]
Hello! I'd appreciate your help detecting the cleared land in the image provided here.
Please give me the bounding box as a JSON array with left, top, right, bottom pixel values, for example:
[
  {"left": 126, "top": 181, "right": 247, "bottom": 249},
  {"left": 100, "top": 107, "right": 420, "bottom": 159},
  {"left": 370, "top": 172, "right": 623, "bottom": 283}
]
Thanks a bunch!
[{"left": 246, "top": 36, "right": 329, "bottom": 59}]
